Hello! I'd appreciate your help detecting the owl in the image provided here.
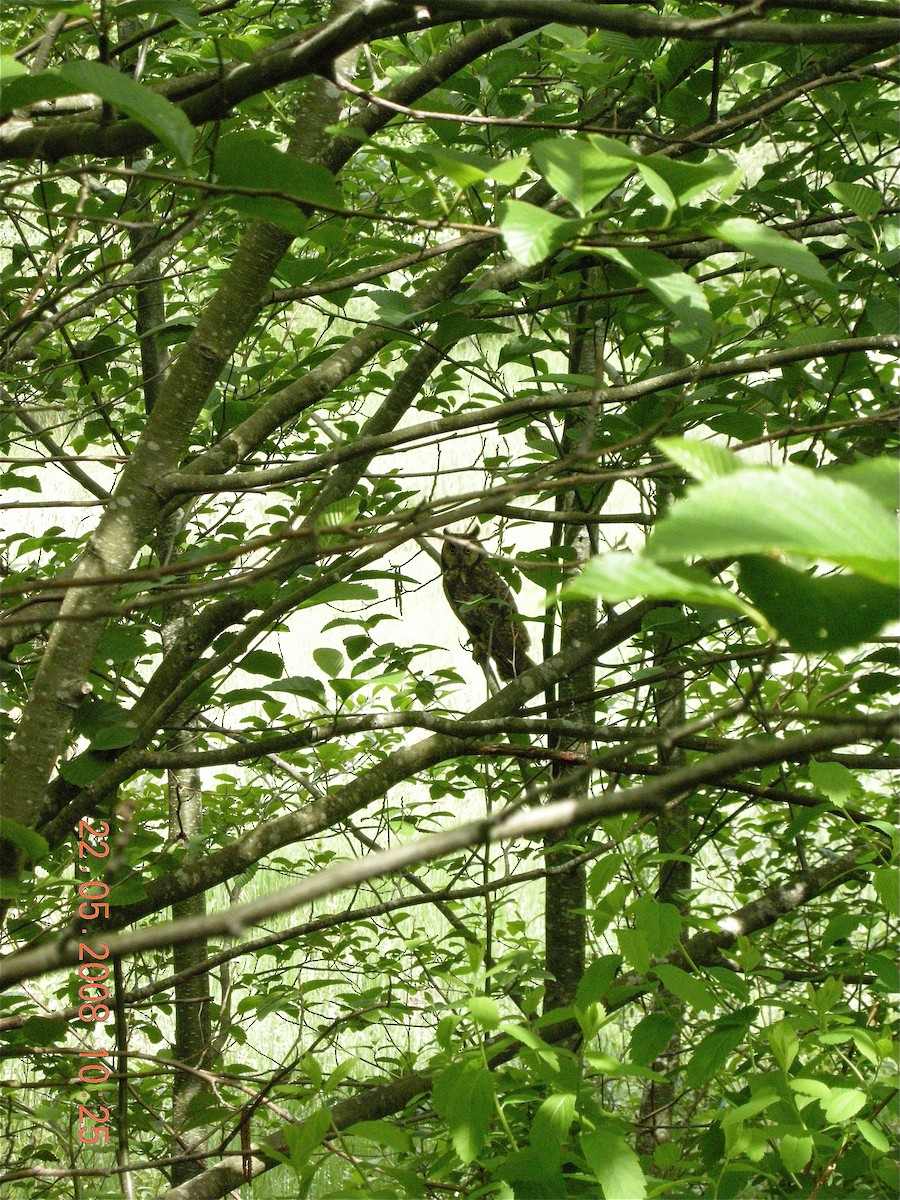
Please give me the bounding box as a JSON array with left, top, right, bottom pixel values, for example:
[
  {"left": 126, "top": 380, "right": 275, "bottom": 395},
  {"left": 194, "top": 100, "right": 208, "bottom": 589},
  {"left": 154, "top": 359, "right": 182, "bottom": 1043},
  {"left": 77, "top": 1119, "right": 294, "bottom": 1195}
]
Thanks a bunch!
[{"left": 441, "top": 534, "right": 534, "bottom": 681}]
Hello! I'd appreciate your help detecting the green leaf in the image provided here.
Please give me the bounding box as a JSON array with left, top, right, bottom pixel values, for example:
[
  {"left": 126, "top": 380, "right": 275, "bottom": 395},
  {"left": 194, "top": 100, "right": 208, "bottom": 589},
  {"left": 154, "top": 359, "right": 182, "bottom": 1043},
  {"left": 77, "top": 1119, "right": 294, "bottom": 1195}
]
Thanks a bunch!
[
  {"left": 0, "top": 55, "right": 27, "bottom": 82},
  {"left": 21, "top": 1016, "right": 69, "bottom": 1045},
  {"left": 347, "top": 1119, "right": 411, "bottom": 1152},
  {"left": 830, "top": 456, "right": 899, "bottom": 510},
  {"left": 91, "top": 722, "right": 139, "bottom": 750},
  {"left": 498, "top": 200, "right": 582, "bottom": 266},
  {"left": 713, "top": 216, "right": 835, "bottom": 294},
  {"left": 738, "top": 557, "right": 898, "bottom": 652},
  {"left": 637, "top": 153, "right": 734, "bottom": 211},
  {"left": 0, "top": 67, "right": 84, "bottom": 116},
  {"left": 432, "top": 1063, "right": 494, "bottom": 1164},
  {"left": 238, "top": 649, "right": 284, "bottom": 679},
  {"left": 420, "top": 146, "right": 528, "bottom": 187},
  {"left": 827, "top": 180, "right": 881, "bottom": 221},
  {"left": 214, "top": 132, "right": 343, "bottom": 232},
  {"left": 647, "top": 466, "right": 899, "bottom": 586},
  {"left": 498, "top": 1146, "right": 567, "bottom": 1197},
  {"left": 581, "top": 1129, "right": 647, "bottom": 1200},
  {"left": 117, "top": 0, "right": 201, "bottom": 24},
  {"left": 0, "top": 818, "right": 47, "bottom": 864},
  {"left": 532, "top": 136, "right": 633, "bottom": 215},
  {"left": 593, "top": 245, "right": 713, "bottom": 340},
  {"left": 58, "top": 752, "right": 110, "bottom": 785},
  {"left": 656, "top": 436, "right": 741, "bottom": 483},
  {"left": 872, "top": 867, "right": 899, "bottom": 917},
  {"left": 633, "top": 896, "right": 681, "bottom": 955},
  {"left": 268, "top": 676, "right": 327, "bottom": 705},
  {"left": 297, "top": 582, "right": 379, "bottom": 608},
  {"left": 313, "top": 647, "right": 343, "bottom": 677},
  {"left": 823, "top": 1087, "right": 866, "bottom": 1123},
  {"left": 721, "top": 1092, "right": 780, "bottom": 1127},
  {"left": 562, "top": 552, "right": 754, "bottom": 617},
  {"left": 653, "top": 965, "right": 715, "bottom": 1012},
  {"left": 466, "top": 995, "right": 500, "bottom": 1030},
  {"left": 629, "top": 1013, "right": 677, "bottom": 1067},
  {"left": 576, "top": 955, "right": 622, "bottom": 1008},
  {"left": 779, "top": 1132, "right": 813, "bottom": 1173},
  {"left": 56, "top": 62, "right": 195, "bottom": 163},
  {"left": 768, "top": 1020, "right": 799, "bottom": 1072},
  {"left": 808, "top": 759, "right": 859, "bottom": 805},
  {"left": 685, "top": 1021, "right": 748, "bottom": 1088},
  {"left": 790, "top": 1077, "right": 830, "bottom": 1101},
  {"left": 530, "top": 1092, "right": 576, "bottom": 1161},
  {"left": 281, "top": 1107, "right": 331, "bottom": 1170},
  {"left": 855, "top": 1118, "right": 890, "bottom": 1152},
  {"left": 616, "top": 928, "right": 651, "bottom": 975}
]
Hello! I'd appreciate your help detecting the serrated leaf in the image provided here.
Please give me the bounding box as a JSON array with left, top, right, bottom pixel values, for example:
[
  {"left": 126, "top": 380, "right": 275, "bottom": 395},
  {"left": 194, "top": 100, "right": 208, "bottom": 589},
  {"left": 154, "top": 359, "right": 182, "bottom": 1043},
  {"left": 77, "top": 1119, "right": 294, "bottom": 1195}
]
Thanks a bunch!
[
  {"left": 828, "top": 180, "right": 881, "bottom": 221},
  {"left": 637, "top": 153, "right": 733, "bottom": 210},
  {"left": 713, "top": 216, "right": 835, "bottom": 294},
  {"left": 648, "top": 466, "right": 899, "bottom": 586},
  {"left": 855, "top": 1118, "right": 889, "bottom": 1151},
  {"left": 466, "top": 995, "right": 500, "bottom": 1030},
  {"left": 498, "top": 1146, "right": 567, "bottom": 1196},
  {"left": 656, "top": 437, "right": 741, "bottom": 482},
  {"left": 21, "top": 1016, "right": 68, "bottom": 1045},
  {"left": 768, "top": 1020, "right": 799, "bottom": 1072},
  {"left": 562, "top": 552, "right": 754, "bottom": 617},
  {"left": 313, "top": 647, "right": 343, "bottom": 677},
  {"left": 56, "top": 61, "right": 195, "bottom": 163},
  {"left": 779, "top": 1132, "right": 813, "bottom": 1173},
  {"left": 498, "top": 200, "right": 582, "bottom": 266},
  {"left": 593, "top": 245, "right": 713, "bottom": 340},
  {"left": 530, "top": 1092, "right": 576, "bottom": 1161},
  {"left": 633, "top": 896, "right": 682, "bottom": 955},
  {"left": 317, "top": 498, "right": 360, "bottom": 528},
  {"left": 616, "top": 928, "right": 651, "bottom": 975},
  {"left": 629, "top": 1013, "right": 677, "bottom": 1067},
  {"left": 653, "top": 965, "right": 715, "bottom": 1012},
  {"left": 739, "top": 557, "right": 898, "bottom": 652},
  {"left": 576, "top": 955, "right": 622, "bottom": 1008},
  {"left": 282, "top": 1107, "right": 331, "bottom": 1169},
  {"left": 238, "top": 649, "right": 283, "bottom": 679},
  {"left": 823, "top": 1087, "right": 866, "bottom": 1123},
  {"left": 721, "top": 1092, "right": 779, "bottom": 1127},
  {"left": 872, "top": 867, "right": 899, "bottom": 916},
  {"left": 685, "top": 1022, "right": 748, "bottom": 1088},
  {"left": 581, "top": 1130, "right": 647, "bottom": 1200},
  {"left": 214, "top": 132, "right": 342, "bottom": 232},
  {"left": 808, "top": 759, "right": 859, "bottom": 805},
  {"left": 532, "top": 137, "right": 633, "bottom": 215},
  {"left": 432, "top": 1063, "right": 494, "bottom": 1164},
  {"left": 298, "top": 582, "right": 379, "bottom": 609}
]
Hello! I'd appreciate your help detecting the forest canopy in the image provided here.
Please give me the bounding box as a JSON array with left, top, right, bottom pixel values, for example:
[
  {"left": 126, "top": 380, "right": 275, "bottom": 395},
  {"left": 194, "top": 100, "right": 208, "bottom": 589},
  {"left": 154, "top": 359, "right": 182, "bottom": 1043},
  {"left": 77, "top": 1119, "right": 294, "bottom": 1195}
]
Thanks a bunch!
[{"left": 0, "top": 1, "right": 898, "bottom": 1197}]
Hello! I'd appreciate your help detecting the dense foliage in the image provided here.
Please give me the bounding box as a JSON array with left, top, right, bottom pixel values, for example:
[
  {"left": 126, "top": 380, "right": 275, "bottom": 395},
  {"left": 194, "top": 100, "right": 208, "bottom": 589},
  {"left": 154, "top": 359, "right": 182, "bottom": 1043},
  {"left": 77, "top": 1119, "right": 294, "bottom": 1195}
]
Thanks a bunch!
[{"left": 0, "top": 1, "right": 898, "bottom": 1197}]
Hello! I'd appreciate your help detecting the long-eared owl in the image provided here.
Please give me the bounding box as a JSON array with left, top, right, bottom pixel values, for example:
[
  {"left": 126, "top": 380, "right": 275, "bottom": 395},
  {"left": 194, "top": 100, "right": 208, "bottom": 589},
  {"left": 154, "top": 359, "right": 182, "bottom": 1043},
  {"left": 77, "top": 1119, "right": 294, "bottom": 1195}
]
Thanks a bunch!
[{"left": 441, "top": 534, "right": 534, "bottom": 681}]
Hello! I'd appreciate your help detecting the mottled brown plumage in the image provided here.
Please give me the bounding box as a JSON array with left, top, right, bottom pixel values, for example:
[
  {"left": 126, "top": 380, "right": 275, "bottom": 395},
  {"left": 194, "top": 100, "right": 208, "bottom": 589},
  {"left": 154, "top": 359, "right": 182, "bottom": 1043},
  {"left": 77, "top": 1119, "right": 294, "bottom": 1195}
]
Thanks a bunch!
[{"left": 441, "top": 536, "right": 534, "bottom": 681}]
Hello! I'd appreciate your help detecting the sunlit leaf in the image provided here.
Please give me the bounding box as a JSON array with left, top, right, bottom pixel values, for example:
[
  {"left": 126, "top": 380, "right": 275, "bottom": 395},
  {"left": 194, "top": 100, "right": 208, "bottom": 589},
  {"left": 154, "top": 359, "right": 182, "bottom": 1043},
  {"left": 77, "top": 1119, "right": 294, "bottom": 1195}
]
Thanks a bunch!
[
  {"left": 498, "top": 199, "right": 583, "bottom": 266},
  {"left": 582, "top": 1129, "right": 647, "bottom": 1200}
]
